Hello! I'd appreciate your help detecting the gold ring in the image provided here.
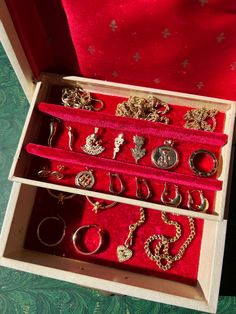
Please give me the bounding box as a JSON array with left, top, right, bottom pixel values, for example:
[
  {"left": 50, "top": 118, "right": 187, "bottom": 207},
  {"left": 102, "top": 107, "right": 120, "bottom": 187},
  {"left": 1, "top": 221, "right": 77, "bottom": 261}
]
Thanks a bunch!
[
  {"left": 72, "top": 224, "right": 103, "bottom": 255},
  {"left": 189, "top": 149, "right": 218, "bottom": 177}
]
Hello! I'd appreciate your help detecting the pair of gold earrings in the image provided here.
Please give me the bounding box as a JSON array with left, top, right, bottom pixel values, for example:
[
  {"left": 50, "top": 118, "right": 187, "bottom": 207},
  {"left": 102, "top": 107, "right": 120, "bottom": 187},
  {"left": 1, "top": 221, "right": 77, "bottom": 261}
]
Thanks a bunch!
[{"left": 161, "top": 183, "right": 209, "bottom": 212}]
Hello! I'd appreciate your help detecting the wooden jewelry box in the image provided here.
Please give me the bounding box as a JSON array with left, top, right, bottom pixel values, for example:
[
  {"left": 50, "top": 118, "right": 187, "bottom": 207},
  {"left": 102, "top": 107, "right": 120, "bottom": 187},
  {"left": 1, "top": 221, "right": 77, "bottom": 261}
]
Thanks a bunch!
[{"left": 0, "top": 1, "right": 236, "bottom": 313}]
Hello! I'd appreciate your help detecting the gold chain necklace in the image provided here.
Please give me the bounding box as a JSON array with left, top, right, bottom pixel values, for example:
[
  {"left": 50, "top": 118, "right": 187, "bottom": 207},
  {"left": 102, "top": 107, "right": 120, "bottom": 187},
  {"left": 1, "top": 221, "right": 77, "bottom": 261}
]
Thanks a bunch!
[
  {"left": 117, "top": 207, "right": 145, "bottom": 262},
  {"left": 144, "top": 212, "right": 196, "bottom": 271}
]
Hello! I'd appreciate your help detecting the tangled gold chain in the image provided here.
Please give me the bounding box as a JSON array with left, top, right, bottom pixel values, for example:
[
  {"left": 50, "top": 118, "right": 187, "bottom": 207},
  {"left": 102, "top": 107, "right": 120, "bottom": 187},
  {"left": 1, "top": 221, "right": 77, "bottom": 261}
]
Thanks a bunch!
[
  {"left": 61, "top": 86, "right": 104, "bottom": 111},
  {"left": 116, "top": 96, "right": 170, "bottom": 123},
  {"left": 144, "top": 212, "right": 196, "bottom": 271},
  {"left": 124, "top": 207, "right": 145, "bottom": 247},
  {"left": 184, "top": 107, "right": 218, "bottom": 132}
]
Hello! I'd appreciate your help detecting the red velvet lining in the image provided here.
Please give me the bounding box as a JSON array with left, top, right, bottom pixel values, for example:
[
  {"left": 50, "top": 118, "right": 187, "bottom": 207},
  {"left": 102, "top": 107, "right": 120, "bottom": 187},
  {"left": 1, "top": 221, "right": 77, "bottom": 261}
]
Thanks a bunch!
[
  {"left": 24, "top": 187, "right": 204, "bottom": 285},
  {"left": 6, "top": 0, "right": 79, "bottom": 77},
  {"left": 38, "top": 102, "right": 228, "bottom": 147},
  {"left": 22, "top": 92, "right": 227, "bottom": 215},
  {"left": 5, "top": 1, "right": 236, "bottom": 100},
  {"left": 26, "top": 143, "right": 222, "bottom": 192},
  {"left": 60, "top": 0, "right": 236, "bottom": 100}
]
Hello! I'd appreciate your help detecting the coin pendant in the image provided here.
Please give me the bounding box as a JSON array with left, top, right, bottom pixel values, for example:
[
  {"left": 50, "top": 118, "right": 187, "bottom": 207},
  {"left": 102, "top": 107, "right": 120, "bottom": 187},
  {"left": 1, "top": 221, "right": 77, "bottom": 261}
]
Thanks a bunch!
[
  {"left": 151, "top": 140, "right": 179, "bottom": 170},
  {"left": 75, "top": 170, "right": 95, "bottom": 189}
]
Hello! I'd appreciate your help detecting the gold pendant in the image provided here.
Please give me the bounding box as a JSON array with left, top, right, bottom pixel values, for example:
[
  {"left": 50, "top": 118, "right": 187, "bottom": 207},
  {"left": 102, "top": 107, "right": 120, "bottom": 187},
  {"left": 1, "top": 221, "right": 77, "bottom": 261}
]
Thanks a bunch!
[
  {"left": 117, "top": 245, "right": 133, "bottom": 262},
  {"left": 75, "top": 169, "right": 95, "bottom": 189},
  {"left": 81, "top": 127, "right": 105, "bottom": 155}
]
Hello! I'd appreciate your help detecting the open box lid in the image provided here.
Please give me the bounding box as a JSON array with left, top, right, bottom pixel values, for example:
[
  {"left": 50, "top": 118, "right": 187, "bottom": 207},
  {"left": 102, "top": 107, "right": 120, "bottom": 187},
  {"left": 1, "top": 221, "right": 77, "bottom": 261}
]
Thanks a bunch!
[{"left": 1, "top": 0, "right": 236, "bottom": 103}]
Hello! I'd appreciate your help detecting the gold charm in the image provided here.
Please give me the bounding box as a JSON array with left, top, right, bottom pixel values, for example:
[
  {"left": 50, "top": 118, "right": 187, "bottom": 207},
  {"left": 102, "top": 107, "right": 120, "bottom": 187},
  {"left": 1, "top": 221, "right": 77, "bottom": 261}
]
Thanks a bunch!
[
  {"left": 116, "top": 96, "right": 170, "bottom": 123},
  {"left": 161, "top": 183, "right": 182, "bottom": 207},
  {"left": 75, "top": 169, "right": 95, "bottom": 189},
  {"left": 48, "top": 119, "right": 60, "bottom": 147},
  {"left": 67, "top": 126, "right": 74, "bottom": 151},
  {"left": 187, "top": 190, "right": 209, "bottom": 212},
  {"left": 117, "top": 245, "right": 133, "bottom": 262},
  {"left": 184, "top": 107, "right": 218, "bottom": 132},
  {"left": 86, "top": 197, "right": 118, "bottom": 213},
  {"left": 117, "top": 207, "right": 145, "bottom": 262},
  {"left": 113, "top": 133, "right": 125, "bottom": 159},
  {"left": 81, "top": 127, "right": 105, "bottom": 155},
  {"left": 151, "top": 140, "right": 179, "bottom": 170},
  {"left": 131, "top": 135, "right": 146, "bottom": 164},
  {"left": 86, "top": 173, "right": 124, "bottom": 214},
  {"left": 47, "top": 189, "right": 76, "bottom": 205}
]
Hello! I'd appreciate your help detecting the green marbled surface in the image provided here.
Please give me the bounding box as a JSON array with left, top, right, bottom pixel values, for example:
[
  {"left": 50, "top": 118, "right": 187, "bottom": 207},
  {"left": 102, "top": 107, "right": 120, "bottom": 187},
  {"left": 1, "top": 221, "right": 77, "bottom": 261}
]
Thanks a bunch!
[{"left": 0, "top": 43, "right": 235, "bottom": 314}]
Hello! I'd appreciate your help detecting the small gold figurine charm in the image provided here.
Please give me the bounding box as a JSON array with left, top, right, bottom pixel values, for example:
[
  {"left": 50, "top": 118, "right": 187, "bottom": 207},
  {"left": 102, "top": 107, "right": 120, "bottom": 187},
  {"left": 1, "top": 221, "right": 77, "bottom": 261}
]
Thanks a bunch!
[
  {"left": 184, "top": 107, "right": 218, "bottom": 132},
  {"left": 131, "top": 135, "right": 146, "bottom": 164},
  {"left": 81, "top": 128, "right": 105, "bottom": 155},
  {"left": 66, "top": 126, "right": 74, "bottom": 151},
  {"left": 112, "top": 133, "right": 125, "bottom": 159},
  {"left": 75, "top": 169, "right": 95, "bottom": 189},
  {"left": 151, "top": 140, "right": 179, "bottom": 170}
]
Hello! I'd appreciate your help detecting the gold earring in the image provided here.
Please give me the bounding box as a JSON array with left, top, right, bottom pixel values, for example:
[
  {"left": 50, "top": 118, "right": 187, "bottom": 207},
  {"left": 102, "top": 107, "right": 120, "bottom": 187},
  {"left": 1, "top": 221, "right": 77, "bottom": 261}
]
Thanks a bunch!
[
  {"left": 187, "top": 190, "right": 209, "bottom": 212},
  {"left": 136, "top": 178, "right": 152, "bottom": 200},
  {"left": 161, "top": 183, "right": 182, "bottom": 207},
  {"left": 108, "top": 173, "right": 125, "bottom": 195},
  {"left": 51, "top": 165, "right": 65, "bottom": 180}
]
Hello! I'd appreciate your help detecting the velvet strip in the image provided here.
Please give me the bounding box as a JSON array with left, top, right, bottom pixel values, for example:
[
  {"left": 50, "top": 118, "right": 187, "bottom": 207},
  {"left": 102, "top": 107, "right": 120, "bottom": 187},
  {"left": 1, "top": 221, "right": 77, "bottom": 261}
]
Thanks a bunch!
[
  {"left": 26, "top": 143, "right": 222, "bottom": 191},
  {"left": 38, "top": 102, "right": 228, "bottom": 147}
]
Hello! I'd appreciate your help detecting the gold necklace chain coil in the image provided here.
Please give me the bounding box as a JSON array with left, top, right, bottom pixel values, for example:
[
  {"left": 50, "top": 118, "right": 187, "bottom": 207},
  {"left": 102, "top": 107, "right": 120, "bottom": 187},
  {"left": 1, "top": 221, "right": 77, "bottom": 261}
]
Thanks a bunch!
[{"left": 144, "top": 212, "right": 196, "bottom": 271}]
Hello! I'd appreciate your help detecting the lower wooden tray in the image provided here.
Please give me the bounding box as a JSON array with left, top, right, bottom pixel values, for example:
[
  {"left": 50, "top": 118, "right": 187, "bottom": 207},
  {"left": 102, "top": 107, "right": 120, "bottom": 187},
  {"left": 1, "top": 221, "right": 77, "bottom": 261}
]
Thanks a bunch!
[{"left": 0, "top": 182, "right": 227, "bottom": 313}]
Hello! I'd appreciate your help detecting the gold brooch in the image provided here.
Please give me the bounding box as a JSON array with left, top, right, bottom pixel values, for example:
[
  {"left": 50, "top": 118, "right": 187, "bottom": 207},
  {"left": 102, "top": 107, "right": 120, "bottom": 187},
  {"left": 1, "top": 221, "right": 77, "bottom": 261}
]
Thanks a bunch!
[{"left": 184, "top": 107, "right": 218, "bottom": 132}]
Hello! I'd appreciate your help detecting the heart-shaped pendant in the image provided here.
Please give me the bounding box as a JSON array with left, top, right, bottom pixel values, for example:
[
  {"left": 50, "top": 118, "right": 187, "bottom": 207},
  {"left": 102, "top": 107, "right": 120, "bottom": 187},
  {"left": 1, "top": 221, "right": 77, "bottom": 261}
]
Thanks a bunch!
[{"left": 117, "top": 245, "right": 133, "bottom": 262}]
